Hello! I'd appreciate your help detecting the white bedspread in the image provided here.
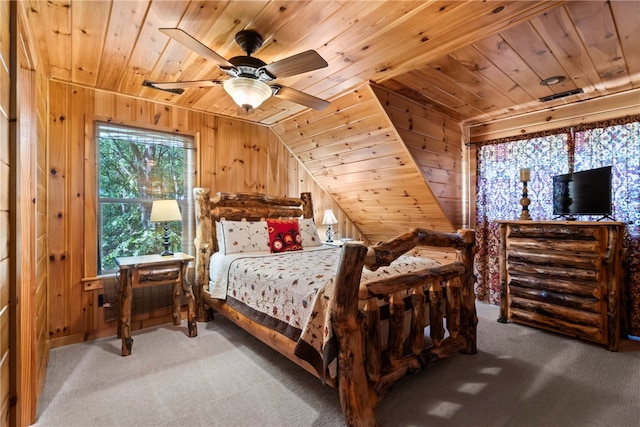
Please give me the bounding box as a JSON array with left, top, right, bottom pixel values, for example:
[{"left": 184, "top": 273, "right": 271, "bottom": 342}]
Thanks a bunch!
[{"left": 208, "top": 245, "right": 440, "bottom": 379}]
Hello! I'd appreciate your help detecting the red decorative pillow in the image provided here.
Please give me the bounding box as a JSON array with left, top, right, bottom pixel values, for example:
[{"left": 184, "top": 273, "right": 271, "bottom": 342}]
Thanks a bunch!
[{"left": 266, "top": 219, "right": 303, "bottom": 253}]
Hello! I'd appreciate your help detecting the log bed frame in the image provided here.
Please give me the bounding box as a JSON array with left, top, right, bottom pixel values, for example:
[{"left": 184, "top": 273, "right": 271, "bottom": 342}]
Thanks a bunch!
[{"left": 193, "top": 188, "right": 477, "bottom": 427}]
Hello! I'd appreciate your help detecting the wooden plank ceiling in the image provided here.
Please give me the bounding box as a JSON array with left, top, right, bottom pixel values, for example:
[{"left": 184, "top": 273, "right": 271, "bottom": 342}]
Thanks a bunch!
[{"left": 20, "top": 1, "right": 640, "bottom": 237}]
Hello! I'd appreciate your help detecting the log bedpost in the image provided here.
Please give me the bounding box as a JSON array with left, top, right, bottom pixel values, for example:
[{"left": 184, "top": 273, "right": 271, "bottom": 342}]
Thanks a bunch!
[
  {"left": 410, "top": 286, "right": 426, "bottom": 356},
  {"left": 331, "top": 242, "right": 378, "bottom": 427},
  {"left": 446, "top": 280, "right": 461, "bottom": 339},
  {"left": 300, "top": 192, "right": 314, "bottom": 219},
  {"left": 193, "top": 188, "right": 214, "bottom": 322},
  {"left": 363, "top": 299, "right": 381, "bottom": 383},
  {"left": 388, "top": 291, "right": 405, "bottom": 365},
  {"left": 458, "top": 229, "right": 478, "bottom": 354},
  {"left": 428, "top": 282, "right": 444, "bottom": 346}
]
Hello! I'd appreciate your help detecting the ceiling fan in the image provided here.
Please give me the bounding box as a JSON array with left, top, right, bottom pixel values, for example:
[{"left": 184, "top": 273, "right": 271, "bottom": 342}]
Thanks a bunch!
[{"left": 143, "top": 28, "right": 330, "bottom": 111}]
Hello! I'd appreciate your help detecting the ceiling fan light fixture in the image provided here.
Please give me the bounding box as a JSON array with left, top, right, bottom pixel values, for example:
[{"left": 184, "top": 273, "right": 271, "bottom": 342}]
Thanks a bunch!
[{"left": 223, "top": 77, "right": 272, "bottom": 109}]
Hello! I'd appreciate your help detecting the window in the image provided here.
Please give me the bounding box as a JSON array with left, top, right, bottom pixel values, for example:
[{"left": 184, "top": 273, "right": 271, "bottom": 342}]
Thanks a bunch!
[{"left": 96, "top": 122, "right": 196, "bottom": 273}]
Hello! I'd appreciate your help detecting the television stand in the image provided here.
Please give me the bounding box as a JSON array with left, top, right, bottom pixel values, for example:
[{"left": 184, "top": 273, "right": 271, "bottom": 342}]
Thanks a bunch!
[
  {"left": 552, "top": 214, "right": 616, "bottom": 222},
  {"left": 552, "top": 214, "right": 577, "bottom": 221}
]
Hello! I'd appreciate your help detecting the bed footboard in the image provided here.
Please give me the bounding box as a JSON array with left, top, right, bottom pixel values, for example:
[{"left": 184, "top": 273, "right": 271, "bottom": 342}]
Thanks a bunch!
[{"left": 331, "top": 228, "right": 477, "bottom": 427}]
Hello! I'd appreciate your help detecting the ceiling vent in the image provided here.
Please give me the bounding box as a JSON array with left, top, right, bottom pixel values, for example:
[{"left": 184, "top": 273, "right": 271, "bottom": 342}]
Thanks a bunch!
[{"left": 539, "top": 88, "right": 584, "bottom": 102}]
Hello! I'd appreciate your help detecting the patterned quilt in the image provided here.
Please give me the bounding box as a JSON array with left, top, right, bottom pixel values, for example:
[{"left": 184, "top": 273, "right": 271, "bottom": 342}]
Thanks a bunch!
[{"left": 208, "top": 246, "right": 440, "bottom": 380}]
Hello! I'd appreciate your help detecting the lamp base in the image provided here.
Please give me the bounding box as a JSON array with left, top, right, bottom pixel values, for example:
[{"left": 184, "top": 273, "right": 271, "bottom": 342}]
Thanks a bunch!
[
  {"left": 326, "top": 225, "right": 335, "bottom": 243},
  {"left": 160, "top": 222, "right": 174, "bottom": 256},
  {"left": 519, "top": 181, "right": 532, "bottom": 220}
]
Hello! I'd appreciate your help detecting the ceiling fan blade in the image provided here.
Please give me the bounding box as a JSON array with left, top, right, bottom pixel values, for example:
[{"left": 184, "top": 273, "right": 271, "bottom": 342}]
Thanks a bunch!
[
  {"left": 272, "top": 85, "right": 330, "bottom": 110},
  {"left": 143, "top": 79, "right": 223, "bottom": 94},
  {"left": 263, "top": 50, "right": 328, "bottom": 78},
  {"left": 160, "top": 28, "right": 234, "bottom": 68}
]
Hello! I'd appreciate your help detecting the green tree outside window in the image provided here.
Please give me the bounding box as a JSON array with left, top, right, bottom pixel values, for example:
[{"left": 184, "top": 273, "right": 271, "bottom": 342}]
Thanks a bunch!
[{"left": 96, "top": 122, "right": 194, "bottom": 273}]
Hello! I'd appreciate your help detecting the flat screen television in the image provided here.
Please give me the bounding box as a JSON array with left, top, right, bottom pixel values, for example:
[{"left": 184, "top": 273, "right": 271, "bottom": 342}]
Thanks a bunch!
[{"left": 552, "top": 166, "right": 612, "bottom": 218}]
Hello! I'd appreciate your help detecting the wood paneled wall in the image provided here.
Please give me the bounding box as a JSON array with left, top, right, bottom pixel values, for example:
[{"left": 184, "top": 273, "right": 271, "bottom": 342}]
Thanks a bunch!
[
  {"left": 0, "top": 1, "right": 11, "bottom": 424},
  {"left": 32, "top": 30, "right": 50, "bottom": 406},
  {"left": 47, "top": 81, "right": 363, "bottom": 345},
  {"left": 370, "top": 84, "right": 467, "bottom": 229},
  {"left": 2, "top": 2, "right": 50, "bottom": 425},
  {"left": 273, "top": 85, "right": 463, "bottom": 245},
  {"left": 14, "top": 9, "right": 50, "bottom": 425},
  {"left": 197, "top": 115, "right": 363, "bottom": 240},
  {"left": 15, "top": 66, "right": 38, "bottom": 427}
]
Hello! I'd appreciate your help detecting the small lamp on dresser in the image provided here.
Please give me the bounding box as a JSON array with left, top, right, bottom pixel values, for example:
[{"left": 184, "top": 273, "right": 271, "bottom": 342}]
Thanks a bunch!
[
  {"left": 519, "top": 167, "right": 532, "bottom": 220},
  {"left": 322, "top": 209, "right": 338, "bottom": 243},
  {"left": 150, "top": 199, "right": 183, "bottom": 256}
]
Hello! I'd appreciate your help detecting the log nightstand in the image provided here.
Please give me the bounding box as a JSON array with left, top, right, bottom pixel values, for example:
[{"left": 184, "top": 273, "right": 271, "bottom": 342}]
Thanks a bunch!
[
  {"left": 323, "top": 239, "right": 364, "bottom": 247},
  {"left": 115, "top": 253, "right": 197, "bottom": 356}
]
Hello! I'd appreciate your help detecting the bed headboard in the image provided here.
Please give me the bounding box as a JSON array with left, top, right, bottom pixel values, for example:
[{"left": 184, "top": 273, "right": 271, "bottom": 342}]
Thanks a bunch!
[
  {"left": 193, "top": 187, "right": 314, "bottom": 250},
  {"left": 194, "top": 187, "right": 313, "bottom": 238},
  {"left": 208, "top": 191, "right": 313, "bottom": 222}
]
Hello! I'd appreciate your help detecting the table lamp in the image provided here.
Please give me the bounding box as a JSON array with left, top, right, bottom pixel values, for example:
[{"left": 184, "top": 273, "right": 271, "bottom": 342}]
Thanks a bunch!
[
  {"left": 322, "top": 209, "right": 338, "bottom": 243},
  {"left": 150, "top": 200, "right": 182, "bottom": 256}
]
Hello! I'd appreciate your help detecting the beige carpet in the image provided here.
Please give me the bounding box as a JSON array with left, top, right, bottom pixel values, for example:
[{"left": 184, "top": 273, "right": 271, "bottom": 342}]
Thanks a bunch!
[{"left": 34, "top": 302, "right": 640, "bottom": 427}]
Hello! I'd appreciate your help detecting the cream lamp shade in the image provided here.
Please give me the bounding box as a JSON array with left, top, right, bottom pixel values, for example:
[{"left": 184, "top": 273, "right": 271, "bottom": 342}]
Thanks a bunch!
[
  {"left": 150, "top": 199, "right": 182, "bottom": 223},
  {"left": 223, "top": 77, "right": 272, "bottom": 110},
  {"left": 150, "top": 200, "right": 182, "bottom": 256},
  {"left": 322, "top": 209, "right": 338, "bottom": 225}
]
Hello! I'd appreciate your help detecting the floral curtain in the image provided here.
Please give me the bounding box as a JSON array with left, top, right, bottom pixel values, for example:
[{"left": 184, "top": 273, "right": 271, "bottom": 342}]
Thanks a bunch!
[
  {"left": 475, "top": 117, "right": 640, "bottom": 336},
  {"left": 475, "top": 134, "right": 569, "bottom": 303},
  {"left": 574, "top": 122, "right": 640, "bottom": 335}
]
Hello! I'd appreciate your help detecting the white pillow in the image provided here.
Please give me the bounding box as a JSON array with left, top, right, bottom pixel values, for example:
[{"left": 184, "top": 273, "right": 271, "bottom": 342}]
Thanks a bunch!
[
  {"left": 299, "top": 218, "right": 322, "bottom": 247},
  {"left": 216, "top": 220, "right": 270, "bottom": 255}
]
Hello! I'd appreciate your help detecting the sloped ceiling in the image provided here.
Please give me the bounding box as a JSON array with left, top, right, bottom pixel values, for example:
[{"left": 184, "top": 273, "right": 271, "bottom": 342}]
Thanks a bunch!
[{"left": 272, "top": 85, "right": 462, "bottom": 242}]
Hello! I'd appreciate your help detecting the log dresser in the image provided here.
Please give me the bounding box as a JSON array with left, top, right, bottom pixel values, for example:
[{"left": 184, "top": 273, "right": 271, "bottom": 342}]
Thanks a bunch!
[
  {"left": 496, "top": 221, "right": 625, "bottom": 351},
  {"left": 115, "top": 253, "right": 197, "bottom": 356}
]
